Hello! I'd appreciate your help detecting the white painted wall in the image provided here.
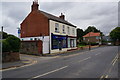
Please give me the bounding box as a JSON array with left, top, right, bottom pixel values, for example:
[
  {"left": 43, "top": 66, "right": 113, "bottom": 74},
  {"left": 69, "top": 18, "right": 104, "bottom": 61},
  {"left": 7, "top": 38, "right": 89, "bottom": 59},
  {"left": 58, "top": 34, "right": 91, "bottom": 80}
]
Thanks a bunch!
[
  {"left": 49, "top": 20, "right": 77, "bottom": 54},
  {"left": 42, "top": 36, "right": 49, "bottom": 54},
  {"left": 49, "top": 20, "right": 77, "bottom": 37},
  {"left": 20, "top": 36, "right": 50, "bottom": 54}
]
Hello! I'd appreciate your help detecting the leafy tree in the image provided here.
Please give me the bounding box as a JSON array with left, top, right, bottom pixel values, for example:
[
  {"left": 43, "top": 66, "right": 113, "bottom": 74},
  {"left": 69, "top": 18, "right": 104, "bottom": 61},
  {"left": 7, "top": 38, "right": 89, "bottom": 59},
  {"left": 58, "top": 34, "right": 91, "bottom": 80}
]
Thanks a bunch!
[
  {"left": 6, "top": 36, "right": 20, "bottom": 52},
  {"left": 84, "top": 26, "right": 101, "bottom": 35},
  {"left": 77, "top": 28, "right": 84, "bottom": 42},
  {"left": 110, "top": 27, "right": 120, "bottom": 42}
]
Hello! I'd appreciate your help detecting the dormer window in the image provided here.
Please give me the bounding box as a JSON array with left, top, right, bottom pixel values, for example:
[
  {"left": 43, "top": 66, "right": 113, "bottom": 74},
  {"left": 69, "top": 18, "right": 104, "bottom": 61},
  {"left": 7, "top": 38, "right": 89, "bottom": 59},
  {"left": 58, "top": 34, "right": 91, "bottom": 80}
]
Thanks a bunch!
[{"left": 55, "top": 23, "right": 59, "bottom": 33}]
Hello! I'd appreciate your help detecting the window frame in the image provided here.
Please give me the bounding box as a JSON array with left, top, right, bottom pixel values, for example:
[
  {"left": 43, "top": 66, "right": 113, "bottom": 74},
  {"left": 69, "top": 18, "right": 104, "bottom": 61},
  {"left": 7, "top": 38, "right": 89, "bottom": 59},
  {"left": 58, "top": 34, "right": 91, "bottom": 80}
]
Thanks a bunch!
[
  {"left": 62, "top": 25, "right": 66, "bottom": 34},
  {"left": 55, "top": 23, "right": 59, "bottom": 33}
]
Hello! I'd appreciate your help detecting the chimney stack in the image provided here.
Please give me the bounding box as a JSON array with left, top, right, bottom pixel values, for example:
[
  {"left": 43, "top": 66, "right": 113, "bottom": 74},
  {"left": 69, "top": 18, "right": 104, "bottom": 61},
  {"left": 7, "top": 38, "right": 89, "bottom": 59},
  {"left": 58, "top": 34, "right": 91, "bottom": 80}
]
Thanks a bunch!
[
  {"left": 59, "top": 13, "right": 65, "bottom": 20},
  {"left": 31, "top": 0, "right": 39, "bottom": 11}
]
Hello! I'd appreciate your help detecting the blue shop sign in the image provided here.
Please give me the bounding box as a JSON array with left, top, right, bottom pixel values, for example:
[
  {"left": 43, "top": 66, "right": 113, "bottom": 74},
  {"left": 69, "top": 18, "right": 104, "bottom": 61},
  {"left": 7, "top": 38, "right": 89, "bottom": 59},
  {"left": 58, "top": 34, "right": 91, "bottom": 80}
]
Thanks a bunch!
[{"left": 52, "top": 34, "right": 67, "bottom": 40}]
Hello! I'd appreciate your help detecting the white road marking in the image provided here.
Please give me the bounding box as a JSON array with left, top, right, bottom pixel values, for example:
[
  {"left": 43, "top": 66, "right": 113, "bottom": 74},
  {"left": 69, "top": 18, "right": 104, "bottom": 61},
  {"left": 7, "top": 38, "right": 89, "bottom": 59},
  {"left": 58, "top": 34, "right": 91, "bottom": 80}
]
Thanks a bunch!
[
  {"left": 111, "top": 54, "right": 118, "bottom": 66},
  {"left": 105, "top": 75, "right": 108, "bottom": 78},
  {"left": 78, "top": 57, "right": 91, "bottom": 62},
  {"left": 100, "top": 75, "right": 104, "bottom": 78},
  {"left": 31, "top": 66, "right": 68, "bottom": 79},
  {"left": 95, "top": 53, "right": 101, "bottom": 56},
  {"left": 112, "top": 58, "right": 118, "bottom": 66}
]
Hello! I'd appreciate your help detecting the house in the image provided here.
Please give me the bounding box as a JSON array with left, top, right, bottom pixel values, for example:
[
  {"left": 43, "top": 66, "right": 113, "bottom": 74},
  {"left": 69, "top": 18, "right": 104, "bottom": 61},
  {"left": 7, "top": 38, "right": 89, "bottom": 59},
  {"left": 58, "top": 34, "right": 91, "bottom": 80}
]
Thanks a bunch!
[
  {"left": 83, "top": 32, "right": 101, "bottom": 44},
  {"left": 102, "top": 36, "right": 112, "bottom": 42},
  {"left": 20, "top": 0, "right": 77, "bottom": 55}
]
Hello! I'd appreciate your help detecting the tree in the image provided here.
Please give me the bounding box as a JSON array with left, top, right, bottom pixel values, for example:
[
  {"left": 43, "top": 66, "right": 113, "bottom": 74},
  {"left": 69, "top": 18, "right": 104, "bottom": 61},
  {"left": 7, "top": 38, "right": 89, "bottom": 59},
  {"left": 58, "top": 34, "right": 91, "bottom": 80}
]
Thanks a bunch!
[
  {"left": 77, "top": 28, "right": 84, "bottom": 42},
  {"left": 0, "top": 31, "right": 8, "bottom": 39},
  {"left": 110, "top": 27, "right": 120, "bottom": 42},
  {"left": 84, "top": 26, "right": 101, "bottom": 35},
  {"left": 6, "top": 36, "right": 20, "bottom": 52}
]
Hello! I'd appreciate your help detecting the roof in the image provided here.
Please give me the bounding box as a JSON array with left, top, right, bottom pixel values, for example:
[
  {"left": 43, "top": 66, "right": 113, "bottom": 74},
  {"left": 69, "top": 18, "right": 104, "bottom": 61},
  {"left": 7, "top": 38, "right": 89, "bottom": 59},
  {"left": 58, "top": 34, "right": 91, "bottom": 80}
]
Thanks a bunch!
[
  {"left": 39, "top": 10, "right": 76, "bottom": 28},
  {"left": 83, "top": 32, "right": 101, "bottom": 37}
]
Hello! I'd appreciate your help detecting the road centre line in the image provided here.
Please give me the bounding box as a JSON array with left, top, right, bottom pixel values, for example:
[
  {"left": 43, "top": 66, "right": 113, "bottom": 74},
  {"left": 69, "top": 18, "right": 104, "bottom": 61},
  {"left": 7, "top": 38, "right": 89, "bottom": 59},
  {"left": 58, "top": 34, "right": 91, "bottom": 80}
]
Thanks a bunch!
[
  {"left": 95, "top": 53, "right": 101, "bottom": 56},
  {"left": 78, "top": 57, "right": 91, "bottom": 63},
  {"left": 100, "top": 75, "right": 109, "bottom": 79},
  {"left": 29, "top": 66, "right": 68, "bottom": 79},
  {"left": 111, "top": 54, "right": 118, "bottom": 65},
  {"left": 105, "top": 75, "right": 108, "bottom": 78},
  {"left": 112, "top": 58, "right": 118, "bottom": 66}
]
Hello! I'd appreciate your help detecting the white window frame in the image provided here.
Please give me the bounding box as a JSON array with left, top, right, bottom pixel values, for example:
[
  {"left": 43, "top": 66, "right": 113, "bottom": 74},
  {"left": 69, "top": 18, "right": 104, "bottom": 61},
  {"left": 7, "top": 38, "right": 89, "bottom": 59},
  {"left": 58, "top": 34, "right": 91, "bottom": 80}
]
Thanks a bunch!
[
  {"left": 63, "top": 25, "right": 65, "bottom": 34},
  {"left": 72, "top": 28, "right": 74, "bottom": 35},
  {"left": 55, "top": 23, "right": 59, "bottom": 33},
  {"left": 67, "top": 27, "right": 70, "bottom": 34}
]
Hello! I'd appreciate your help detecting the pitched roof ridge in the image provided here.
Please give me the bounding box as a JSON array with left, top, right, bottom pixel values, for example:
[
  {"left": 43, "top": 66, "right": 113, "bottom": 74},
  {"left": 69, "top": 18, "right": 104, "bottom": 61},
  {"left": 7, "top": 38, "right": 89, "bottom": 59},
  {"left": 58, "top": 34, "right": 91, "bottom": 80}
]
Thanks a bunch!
[{"left": 39, "top": 10, "right": 76, "bottom": 27}]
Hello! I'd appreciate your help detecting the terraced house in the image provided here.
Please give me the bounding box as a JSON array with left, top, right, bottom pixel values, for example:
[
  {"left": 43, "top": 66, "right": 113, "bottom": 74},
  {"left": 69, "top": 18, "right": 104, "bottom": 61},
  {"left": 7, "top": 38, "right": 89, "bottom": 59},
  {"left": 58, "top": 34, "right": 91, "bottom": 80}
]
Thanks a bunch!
[{"left": 20, "top": 0, "right": 77, "bottom": 55}]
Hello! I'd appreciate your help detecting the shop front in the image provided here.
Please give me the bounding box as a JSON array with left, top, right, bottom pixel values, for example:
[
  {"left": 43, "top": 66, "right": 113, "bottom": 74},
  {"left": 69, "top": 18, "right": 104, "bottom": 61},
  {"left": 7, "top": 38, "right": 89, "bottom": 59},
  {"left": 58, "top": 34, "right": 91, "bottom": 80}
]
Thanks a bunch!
[{"left": 51, "top": 33, "right": 67, "bottom": 50}]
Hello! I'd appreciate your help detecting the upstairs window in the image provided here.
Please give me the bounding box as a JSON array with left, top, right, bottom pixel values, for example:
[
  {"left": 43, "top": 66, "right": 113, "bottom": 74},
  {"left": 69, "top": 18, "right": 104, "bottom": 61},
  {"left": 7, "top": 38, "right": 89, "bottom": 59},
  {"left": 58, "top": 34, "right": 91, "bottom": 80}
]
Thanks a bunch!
[
  {"left": 67, "top": 27, "right": 70, "bottom": 34},
  {"left": 72, "top": 28, "right": 75, "bottom": 35},
  {"left": 63, "top": 25, "right": 65, "bottom": 34},
  {"left": 55, "top": 23, "right": 59, "bottom": 33},
  {"left": 96, "top": 36, "right": 99, "bottom": 39}
]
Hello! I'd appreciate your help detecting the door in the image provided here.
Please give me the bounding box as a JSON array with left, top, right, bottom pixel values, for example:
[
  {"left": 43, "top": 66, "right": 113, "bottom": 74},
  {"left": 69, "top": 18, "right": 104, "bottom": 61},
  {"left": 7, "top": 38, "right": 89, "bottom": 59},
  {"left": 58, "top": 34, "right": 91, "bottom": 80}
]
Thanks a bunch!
[{"left": 59, "top": 40, "right": 62, "bottom": 50}]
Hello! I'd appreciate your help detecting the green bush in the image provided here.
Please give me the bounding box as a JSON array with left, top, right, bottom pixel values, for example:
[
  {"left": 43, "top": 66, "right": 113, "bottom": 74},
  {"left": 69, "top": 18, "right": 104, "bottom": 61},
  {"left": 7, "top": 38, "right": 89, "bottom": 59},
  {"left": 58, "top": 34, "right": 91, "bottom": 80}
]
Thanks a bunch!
[
  {"left": 6, "top": 36, "right": 20, "bottom": 52},
  {"left": 79, "top": 42, "right": 87, "bottom": 45},
  {"left": 2, "top": 40, "right": 11, "bottom": 52}
]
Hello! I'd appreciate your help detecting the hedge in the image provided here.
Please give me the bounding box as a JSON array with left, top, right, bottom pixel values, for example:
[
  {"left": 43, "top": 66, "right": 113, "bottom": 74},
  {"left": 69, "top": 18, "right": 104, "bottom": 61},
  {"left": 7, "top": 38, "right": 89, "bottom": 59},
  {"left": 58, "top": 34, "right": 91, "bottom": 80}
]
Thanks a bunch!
[{"left": 2, "top": 35, "right": 20, "bottom": 52}]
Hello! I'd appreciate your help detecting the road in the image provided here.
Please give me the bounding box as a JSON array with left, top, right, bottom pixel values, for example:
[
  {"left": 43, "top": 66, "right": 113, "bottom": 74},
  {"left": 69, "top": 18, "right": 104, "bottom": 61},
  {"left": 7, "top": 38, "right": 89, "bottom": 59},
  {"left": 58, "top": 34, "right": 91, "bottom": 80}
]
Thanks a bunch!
[{"left": 2, "top": 46, "right": 119, "bottom": 79}]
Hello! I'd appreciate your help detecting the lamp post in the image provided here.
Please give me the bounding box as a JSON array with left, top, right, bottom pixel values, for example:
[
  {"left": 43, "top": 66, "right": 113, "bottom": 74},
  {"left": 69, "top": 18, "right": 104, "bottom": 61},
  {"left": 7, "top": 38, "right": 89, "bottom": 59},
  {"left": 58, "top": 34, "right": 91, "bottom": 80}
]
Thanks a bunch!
[
  {"left": 1, "top": 26, "right": 3, "bottom": 66},
  {"left": 1, "top": 26, "right": 3, "bottom": 53}
]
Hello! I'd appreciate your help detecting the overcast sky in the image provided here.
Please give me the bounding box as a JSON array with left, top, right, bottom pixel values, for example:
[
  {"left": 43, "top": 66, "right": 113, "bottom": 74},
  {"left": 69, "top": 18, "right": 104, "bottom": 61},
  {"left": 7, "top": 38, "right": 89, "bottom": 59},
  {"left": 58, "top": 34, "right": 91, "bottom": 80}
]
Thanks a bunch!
[{"left": 0, "top": 0, "right": 119, "bottom": 37}]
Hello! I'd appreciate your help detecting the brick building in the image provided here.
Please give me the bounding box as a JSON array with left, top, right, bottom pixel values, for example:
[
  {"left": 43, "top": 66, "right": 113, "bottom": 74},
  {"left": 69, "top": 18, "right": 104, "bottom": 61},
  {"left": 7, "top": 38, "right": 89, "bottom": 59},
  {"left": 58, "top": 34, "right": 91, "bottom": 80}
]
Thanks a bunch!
[
  {"left": 20, "top": 0, "right": 77, "bottom": 55},
  {"left": 83, "top": 32, "right": 101, "bottom": 44}
]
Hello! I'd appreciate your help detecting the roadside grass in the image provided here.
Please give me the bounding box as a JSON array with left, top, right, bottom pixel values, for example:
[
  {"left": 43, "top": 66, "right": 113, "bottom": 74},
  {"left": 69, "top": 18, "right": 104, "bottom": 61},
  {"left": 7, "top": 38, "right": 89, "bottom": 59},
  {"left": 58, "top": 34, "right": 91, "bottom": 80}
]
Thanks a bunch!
[{"left": 77, "top": 44, "right": 86, "bottom": 48}]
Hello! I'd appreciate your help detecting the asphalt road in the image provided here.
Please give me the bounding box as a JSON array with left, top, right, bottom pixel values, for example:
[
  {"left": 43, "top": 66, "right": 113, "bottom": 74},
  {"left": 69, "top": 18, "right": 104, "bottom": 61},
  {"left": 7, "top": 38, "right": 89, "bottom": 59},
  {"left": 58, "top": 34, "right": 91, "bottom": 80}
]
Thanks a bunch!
[{"left": 2, "top": 46, "right": 119, "bottom": 79}]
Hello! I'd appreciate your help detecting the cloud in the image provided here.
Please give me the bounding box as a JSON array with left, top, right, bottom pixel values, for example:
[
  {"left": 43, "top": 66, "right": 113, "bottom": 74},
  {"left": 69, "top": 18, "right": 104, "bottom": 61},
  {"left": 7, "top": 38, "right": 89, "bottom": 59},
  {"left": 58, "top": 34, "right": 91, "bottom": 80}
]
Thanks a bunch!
[{"left": 0, "top": 1, "right": 118, "bottom": 37}]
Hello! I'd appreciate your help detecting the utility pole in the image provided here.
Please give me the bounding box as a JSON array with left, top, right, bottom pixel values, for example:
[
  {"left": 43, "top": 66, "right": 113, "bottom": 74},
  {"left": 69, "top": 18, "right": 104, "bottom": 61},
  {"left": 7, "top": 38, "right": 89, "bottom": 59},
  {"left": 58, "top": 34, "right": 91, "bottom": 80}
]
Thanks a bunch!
[
  {"left": 0, "top": 26, "right": 3, "bottom": 65},
  {"left": 1, "top": 26, "right": 3, "bottom": 53}
]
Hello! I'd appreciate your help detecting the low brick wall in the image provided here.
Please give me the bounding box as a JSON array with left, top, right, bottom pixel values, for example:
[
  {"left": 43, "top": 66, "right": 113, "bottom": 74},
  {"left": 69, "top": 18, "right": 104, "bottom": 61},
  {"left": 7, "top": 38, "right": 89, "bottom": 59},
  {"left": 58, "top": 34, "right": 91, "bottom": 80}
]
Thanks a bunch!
[
  {"left": 20, "top": 40, "right": 42, "bottom": 55},
  {"left": 2, "top": 52, "right": 20, "bottom": 63}
]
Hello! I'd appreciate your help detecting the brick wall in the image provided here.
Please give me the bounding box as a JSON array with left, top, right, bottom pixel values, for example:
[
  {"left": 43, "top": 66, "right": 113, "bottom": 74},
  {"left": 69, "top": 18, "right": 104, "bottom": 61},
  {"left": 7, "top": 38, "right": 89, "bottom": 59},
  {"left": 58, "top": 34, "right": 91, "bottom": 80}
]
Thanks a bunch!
[
  {"left": 21, "top": 11, "right": 49, "bottom": 38},
  {"left": 20, "top": 40, "right": 42, "bottom": 55},
  {"left": 2, "top": 52, "right": 20, "bottom": 63}
]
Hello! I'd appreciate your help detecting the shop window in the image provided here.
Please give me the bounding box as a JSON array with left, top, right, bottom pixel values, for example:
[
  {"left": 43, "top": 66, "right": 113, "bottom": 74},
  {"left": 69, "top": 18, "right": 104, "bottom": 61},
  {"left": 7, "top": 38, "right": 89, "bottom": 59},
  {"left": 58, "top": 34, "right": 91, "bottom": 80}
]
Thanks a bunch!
[
  {"left": 52, "top": 34, "right": 67, "bottom": 49},
  {"left": 52, "top": 38, "right": 59, "bottom": 49}
]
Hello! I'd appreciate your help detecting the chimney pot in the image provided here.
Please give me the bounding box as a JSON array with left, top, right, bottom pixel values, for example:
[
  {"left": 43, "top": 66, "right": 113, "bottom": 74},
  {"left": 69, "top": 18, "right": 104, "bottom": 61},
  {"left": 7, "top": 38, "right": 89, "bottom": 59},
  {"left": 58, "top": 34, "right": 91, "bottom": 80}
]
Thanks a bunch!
[{"left": 59, "top": 13, "right": 65, "bottom": 20}]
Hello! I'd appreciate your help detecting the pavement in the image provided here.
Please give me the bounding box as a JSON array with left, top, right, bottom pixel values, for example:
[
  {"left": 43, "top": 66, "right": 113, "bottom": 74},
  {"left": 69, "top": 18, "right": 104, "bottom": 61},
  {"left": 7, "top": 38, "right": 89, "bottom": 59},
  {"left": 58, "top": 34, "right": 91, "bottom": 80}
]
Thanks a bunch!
[
  {"left": 1, "top": 54, "right": 37, "bottom": 71},
  {"left": 2, "top": 46, "right": 119, "bottom": 79},
  {"left": 1, "top": 45, "right": 100, "bottom": 71}
]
